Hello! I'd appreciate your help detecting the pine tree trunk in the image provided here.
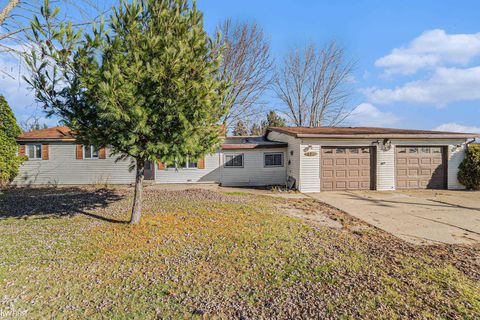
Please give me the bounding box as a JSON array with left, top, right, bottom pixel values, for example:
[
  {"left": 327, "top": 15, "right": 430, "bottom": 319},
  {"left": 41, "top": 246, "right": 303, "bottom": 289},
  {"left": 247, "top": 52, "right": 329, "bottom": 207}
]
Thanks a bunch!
[{"left": 130, "top": 159, "right": 144, "bottom": 224}]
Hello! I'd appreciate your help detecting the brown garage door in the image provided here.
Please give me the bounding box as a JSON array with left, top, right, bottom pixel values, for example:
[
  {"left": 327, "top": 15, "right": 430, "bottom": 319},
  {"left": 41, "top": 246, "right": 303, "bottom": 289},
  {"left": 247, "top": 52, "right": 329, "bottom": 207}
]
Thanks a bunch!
[
  {"left": 321, "top": 147, "right": 374, "bottom": 191},
  {"left": 396, "top": 146, "right": 447, "bottom": 189}
]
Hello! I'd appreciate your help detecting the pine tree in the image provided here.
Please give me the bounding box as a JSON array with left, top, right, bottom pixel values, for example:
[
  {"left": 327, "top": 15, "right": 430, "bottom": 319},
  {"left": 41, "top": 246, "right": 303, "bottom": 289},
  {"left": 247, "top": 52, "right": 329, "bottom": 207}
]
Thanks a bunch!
[
  {"left": 26, "top": 0, "right": 230, "bottom": 223},
  {"left": 232, "top": 120, "right": 248, "bottom": 136},
  {"left": 0, "top": 95, "right": 24, "bottom": 186},
  {"left": 250, "top": 123, "right": 263, "bottom": 136},
  {"left": 263, "top": 110, "right": 286, "bottom": 128}
]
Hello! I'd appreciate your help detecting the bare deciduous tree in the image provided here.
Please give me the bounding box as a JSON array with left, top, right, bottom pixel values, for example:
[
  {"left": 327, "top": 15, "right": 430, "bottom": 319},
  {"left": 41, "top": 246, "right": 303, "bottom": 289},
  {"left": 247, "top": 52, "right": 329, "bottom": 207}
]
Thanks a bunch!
[
  {"left": 217, "top": 19, "right": 274, "bottom": 129},
  {"left": 274, "top": 41, "right": 355, "bottom": 127}
]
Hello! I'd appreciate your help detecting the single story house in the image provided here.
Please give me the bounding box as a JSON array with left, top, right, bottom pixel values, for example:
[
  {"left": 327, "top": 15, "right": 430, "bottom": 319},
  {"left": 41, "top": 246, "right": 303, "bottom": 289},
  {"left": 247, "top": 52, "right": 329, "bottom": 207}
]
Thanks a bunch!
[{"left": 15, "top": 125, "right": 479, "bottom": 192}]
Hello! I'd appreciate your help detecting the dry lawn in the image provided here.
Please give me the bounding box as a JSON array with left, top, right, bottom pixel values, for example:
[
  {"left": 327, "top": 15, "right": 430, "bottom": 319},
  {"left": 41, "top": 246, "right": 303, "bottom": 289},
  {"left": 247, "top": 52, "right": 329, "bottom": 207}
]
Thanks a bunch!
[{"left": 0, "top": 186, "right": 479, "bottom": 319}]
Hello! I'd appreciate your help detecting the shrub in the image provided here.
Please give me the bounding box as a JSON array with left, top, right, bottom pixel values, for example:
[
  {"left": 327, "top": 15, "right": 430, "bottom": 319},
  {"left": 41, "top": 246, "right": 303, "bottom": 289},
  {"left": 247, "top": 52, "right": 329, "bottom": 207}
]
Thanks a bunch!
[
  {"left": 0, "top": 95, "right": 24, "bottom": 187},
  {"left": 458, "top": 144, "right": 480, "bottom": 190}
]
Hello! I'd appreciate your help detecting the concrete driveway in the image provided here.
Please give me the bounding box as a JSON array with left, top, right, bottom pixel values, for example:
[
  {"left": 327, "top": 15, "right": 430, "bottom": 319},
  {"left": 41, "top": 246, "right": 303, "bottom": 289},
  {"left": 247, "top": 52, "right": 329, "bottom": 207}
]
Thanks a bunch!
[{"left": 310, "top": 190, "right": 480, "bottom": 245}]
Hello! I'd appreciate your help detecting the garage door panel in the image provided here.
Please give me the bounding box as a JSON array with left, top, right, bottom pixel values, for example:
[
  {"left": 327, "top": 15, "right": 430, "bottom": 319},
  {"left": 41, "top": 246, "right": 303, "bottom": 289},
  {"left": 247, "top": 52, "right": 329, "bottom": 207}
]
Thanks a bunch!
[
  {"left": 336, "top": 170, "right": 346, "bottom": 177},
  {"left": 349, "top": 181, "right": 359, "bottom": 189},
  {"left": 396, "top": 146, "right": 446, "bottom": 190},
  {"left": 323, "top": 159, "right": 334, "bottom": 166},
  {"left": 323, "top": 170, "right": 333, "bottom": 178},
  {"left": 321, "top": 147, "right": 373, "bottom": 191},
  {"left": 421, "top": 158, "right": 432, "bottom": 165},
  {"left": 349, "top": 158, "right": 359, "bottom": 165},
  {"left": 336, "top": 181, "right": 346, "bottom": 189},
  {"left": 408, "top": 158, "right": 419, "bottom": 165},
  {"left": 420, "top": 169, "right": 432, "bottom": 176}
]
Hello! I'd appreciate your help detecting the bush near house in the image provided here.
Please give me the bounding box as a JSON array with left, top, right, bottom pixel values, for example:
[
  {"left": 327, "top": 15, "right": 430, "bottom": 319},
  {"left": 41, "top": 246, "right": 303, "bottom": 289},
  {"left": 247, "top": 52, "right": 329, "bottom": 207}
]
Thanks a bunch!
[
  {"left": 458, "top": 144, "right": 480, "bottom": 190},
  {"left": 0, "top": 95, "right": 24, "bottom": 186}
]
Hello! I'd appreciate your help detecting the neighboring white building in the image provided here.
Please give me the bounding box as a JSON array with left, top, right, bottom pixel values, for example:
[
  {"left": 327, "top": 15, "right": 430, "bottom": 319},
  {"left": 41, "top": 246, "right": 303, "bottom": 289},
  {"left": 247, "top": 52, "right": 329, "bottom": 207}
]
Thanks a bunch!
[{"left": 15, "top": 126, "right": 479, "bottom": 192}]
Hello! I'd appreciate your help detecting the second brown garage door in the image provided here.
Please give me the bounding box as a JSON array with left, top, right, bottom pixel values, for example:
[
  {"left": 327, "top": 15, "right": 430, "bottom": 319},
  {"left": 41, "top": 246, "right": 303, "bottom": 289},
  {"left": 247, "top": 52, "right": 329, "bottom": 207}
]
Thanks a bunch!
[
  {"left": 396, "top": 146, "right": 447, "bottom": 189},
  {"left": 321, "top": 147, "right": 374, "bottom": 191}
]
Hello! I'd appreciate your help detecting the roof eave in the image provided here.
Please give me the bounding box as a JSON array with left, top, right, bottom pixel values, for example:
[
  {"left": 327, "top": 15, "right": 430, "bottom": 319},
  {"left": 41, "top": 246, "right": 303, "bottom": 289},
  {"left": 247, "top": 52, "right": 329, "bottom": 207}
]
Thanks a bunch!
[
  {"left": 17, "top": 138, "right": 76, "bottom": 142},
  {"left": 296, "top": 133, "right": 480, "bottom": 139},
  {"left": 221, "top": 143, "right": 288, "bottom": 150}
]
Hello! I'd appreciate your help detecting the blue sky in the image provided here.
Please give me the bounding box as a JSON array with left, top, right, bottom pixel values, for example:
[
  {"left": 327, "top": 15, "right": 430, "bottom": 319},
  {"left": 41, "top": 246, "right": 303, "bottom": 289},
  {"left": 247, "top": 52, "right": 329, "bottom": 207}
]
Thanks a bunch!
[{"left": 2, "top": 0, "right": 480, "bottom": 132}]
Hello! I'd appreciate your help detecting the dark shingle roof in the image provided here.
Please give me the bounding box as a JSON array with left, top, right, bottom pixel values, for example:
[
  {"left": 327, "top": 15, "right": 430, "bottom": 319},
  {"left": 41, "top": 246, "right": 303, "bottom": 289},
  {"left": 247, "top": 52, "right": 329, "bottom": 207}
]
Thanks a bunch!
[
  {"left": 221, "top": 136, "right": 288, "bottom": 149},
  {"left": 267, "top": 126, "right": 480, "bottom": 139}
]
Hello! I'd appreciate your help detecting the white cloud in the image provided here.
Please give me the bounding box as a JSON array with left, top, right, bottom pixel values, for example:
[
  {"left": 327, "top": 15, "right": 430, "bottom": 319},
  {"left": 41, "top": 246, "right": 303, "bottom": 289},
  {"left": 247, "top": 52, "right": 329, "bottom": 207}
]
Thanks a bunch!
[
  {"left": 435, "top": 123, "right": 480, "bottom": 134},
  {"left": 364, "top": 66, "right": 480, "bottom": 106},
  {"left": 349, "top": 103, "right": 400, "bottom": 127},
  {"left": 375, "top": 29, "right": 480, "bottom": 75}
]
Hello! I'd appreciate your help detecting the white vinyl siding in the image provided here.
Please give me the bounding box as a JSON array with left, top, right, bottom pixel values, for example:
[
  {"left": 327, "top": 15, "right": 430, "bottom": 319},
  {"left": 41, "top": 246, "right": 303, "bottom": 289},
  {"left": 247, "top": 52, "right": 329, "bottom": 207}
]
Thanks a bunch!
[
  {"left": 267, "top": 131, "right": 300, "bottom": 188},
  {"left": 220, "top": 148, "right": 287, "bottom": 187},
  {"left": 15, "top": 142, "right": 135, "bottom": 185},
  {"left": 376, "top": 142, "right": 395, "bottom": 190},
  {"left": 155, "top": 152, "right": 221, "bottom": 183}
]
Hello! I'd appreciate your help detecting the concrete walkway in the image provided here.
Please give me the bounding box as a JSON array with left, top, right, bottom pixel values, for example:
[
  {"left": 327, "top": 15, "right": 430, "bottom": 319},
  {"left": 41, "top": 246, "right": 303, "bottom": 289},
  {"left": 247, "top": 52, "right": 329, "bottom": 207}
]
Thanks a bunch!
[{"left": 309, "top": 190, "right": 480, "bottom": 245}]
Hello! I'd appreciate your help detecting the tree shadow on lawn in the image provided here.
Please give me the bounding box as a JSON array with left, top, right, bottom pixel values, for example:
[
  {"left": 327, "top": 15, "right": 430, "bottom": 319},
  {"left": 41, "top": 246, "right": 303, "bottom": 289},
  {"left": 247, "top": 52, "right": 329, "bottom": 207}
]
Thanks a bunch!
[{"left": 0, "top": 187, "right": 127, "bottom": 223}]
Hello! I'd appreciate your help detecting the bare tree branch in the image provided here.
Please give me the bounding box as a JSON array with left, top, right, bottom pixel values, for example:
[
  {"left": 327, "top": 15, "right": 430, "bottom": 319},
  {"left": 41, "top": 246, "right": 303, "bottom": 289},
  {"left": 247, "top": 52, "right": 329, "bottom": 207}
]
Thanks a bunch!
[
  {"left": 217, "top": 19, "right": 274, "bottom": 129},
  {"left": 0, "top": 0, "right": 19, "bottom": 26},
  {"left": 274, "top": 41, "right": 355, "bottom": 127}
]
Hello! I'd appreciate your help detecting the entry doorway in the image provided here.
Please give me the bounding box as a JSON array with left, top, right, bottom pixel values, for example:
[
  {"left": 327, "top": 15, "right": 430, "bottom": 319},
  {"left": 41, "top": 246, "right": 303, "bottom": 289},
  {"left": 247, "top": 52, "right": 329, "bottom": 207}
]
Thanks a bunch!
[{"left": 144, "top": 161, "right": 155, "bottom": 180}]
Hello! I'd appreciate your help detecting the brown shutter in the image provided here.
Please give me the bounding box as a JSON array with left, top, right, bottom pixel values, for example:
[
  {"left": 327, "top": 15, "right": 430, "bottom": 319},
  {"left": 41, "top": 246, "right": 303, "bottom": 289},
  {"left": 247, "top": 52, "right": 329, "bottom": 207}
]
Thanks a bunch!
[
  {"left": 41, "top": 144, "right": 49, "bottom": 160},
  {"left": 19, "top": 144, "right": 26, "bottom": 157},
  {"left": 157, "top": 160, "right": 165, "bottom": 170},
  {"left": 99, "top": 147, "right": 106, "bottom": 159},
  {"left": 197, "top": 157, "right": 205, "bottom": 169},
  {"left": 76, "top": 145, "right": 83, "bottom": 159}
]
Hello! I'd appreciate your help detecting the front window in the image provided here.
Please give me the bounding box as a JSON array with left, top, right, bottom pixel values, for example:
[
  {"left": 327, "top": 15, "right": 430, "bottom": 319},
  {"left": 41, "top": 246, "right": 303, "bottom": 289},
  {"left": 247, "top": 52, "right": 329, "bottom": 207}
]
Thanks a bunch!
[
  {"left": 225, "top": 154, "right": 244, "bottom": 168},
  {"left": 166, "top": 157, "right": 197, "bottom": 169},
  {"left": 264, "top": 152, "right": 283, "bottom": 167},
  {"left": 27, "top": 144, "right": 42, "bottom": 159},
  {"left": 84, "top": 145, "right": 99, "bottom": 159}
]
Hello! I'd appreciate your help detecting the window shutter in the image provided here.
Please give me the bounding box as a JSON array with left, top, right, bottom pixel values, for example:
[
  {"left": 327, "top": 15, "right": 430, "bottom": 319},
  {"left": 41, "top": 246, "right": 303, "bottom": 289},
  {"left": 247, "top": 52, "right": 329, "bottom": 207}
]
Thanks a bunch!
[
  {"left": 157, "top": 161, "right": 165, "bottom": 170},
  {"left": 19, "top": 144, "right": 26, "bottom": 157},
  {"left": 99, "top": 147, "right": 106, "bottom": 159},
  {"left": 197, "top": 157, "right": 205, "bottom": 169},
  {"left": 42, "top": 144, "right": 49, "bottom": 160},
  {"left": 76, "top": 145, "right": 83, "bottom": 159}
]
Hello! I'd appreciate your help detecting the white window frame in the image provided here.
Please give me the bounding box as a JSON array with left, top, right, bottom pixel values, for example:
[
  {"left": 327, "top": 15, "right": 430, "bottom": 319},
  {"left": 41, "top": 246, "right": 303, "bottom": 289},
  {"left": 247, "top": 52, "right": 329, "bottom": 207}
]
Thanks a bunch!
[
  {"left": 83, "top": 145, "right": 99, "bottom": 159},
  {"left": 264, "top": 152, "right": 283, "bottom": 167},
  {"left": 27, "top": 144, "right": 42, "bottom": 160},
  {"left": 166, "top": 157, "right": 198, "bottom": 170},
  {"left": 224, "top": 153, "right": 244, "bottom": 168}
]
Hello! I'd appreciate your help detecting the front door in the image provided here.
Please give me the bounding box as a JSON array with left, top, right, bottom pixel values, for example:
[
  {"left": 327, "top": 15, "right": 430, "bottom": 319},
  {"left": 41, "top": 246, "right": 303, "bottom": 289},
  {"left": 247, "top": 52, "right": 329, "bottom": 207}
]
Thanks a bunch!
[{"left": 144, "top": 161, "right": 155, "bottom": 180}]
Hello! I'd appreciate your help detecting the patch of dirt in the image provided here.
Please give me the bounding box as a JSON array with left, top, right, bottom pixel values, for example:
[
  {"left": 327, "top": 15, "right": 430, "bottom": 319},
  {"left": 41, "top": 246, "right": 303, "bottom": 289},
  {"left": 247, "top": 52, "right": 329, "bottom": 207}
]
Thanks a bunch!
[
  {"left": 276, "top": 197, "right": 480, "bottom": 282},
  {"left": 277, "top": 205, "right": 343, "bottom": 229}
]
